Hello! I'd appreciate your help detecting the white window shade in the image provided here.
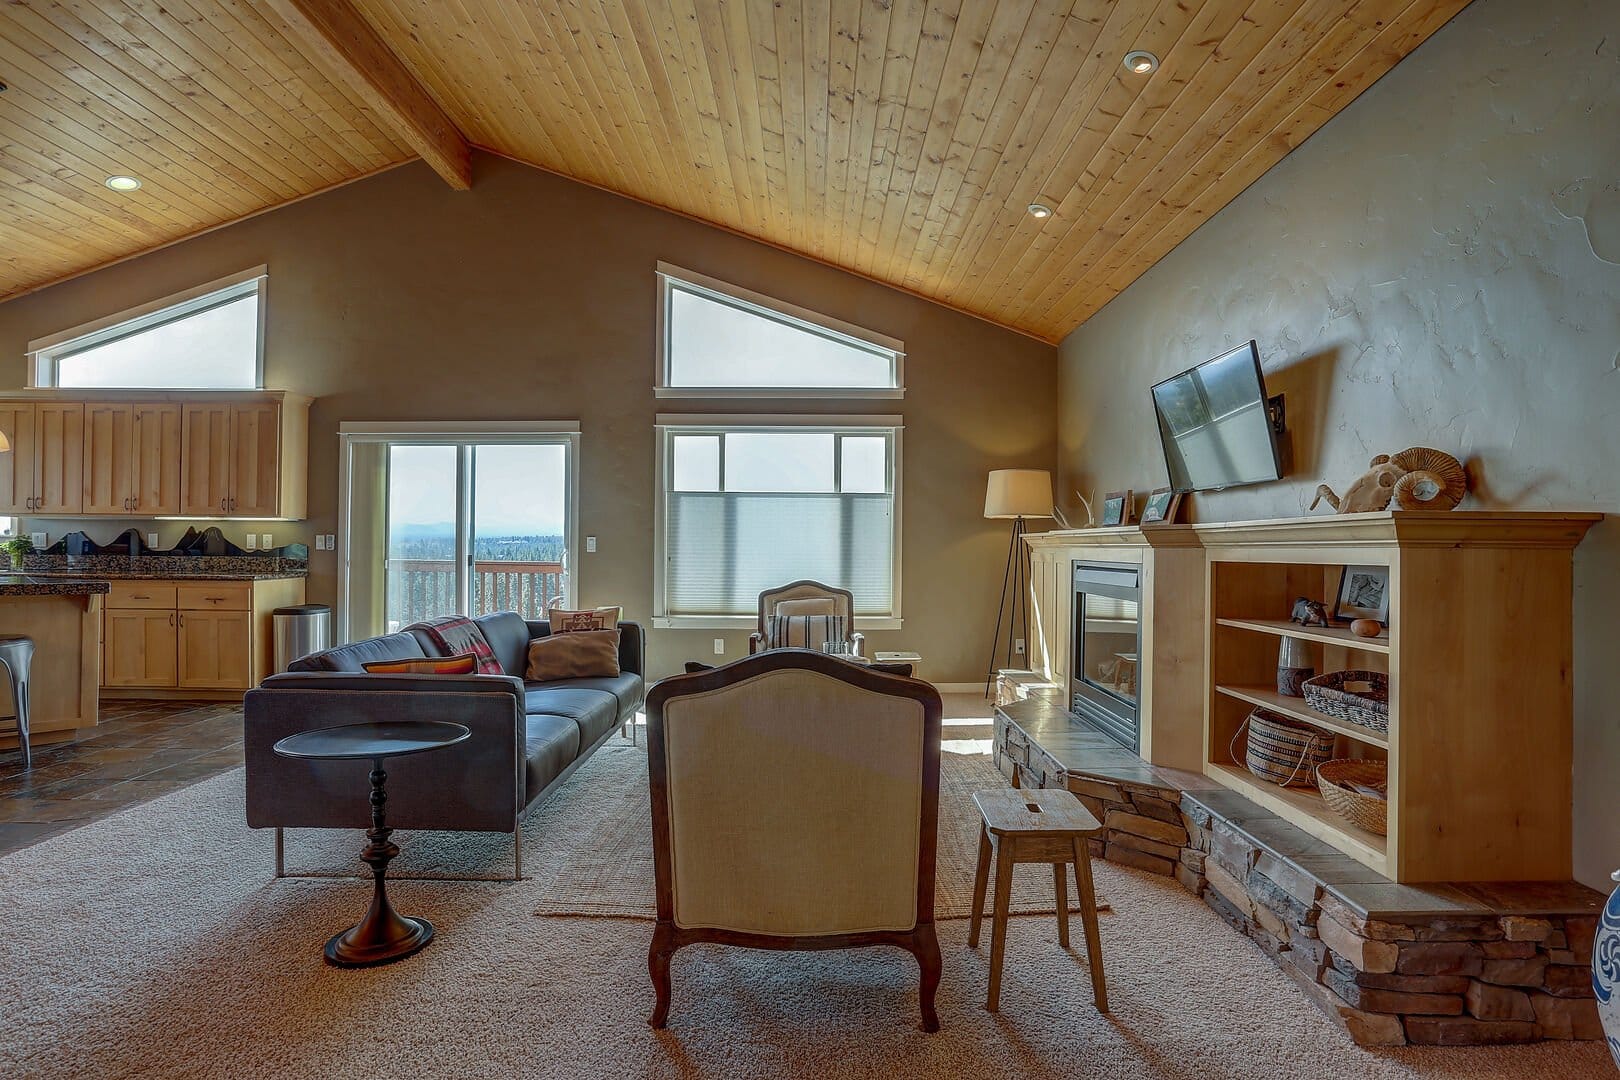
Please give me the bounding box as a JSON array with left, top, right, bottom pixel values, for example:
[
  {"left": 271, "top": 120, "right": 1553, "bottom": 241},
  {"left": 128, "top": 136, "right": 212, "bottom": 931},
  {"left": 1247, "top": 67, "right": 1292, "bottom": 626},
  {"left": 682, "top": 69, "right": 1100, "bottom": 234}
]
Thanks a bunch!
[{"left": 667, "top": 492, "right": 894, "bottom": 616}]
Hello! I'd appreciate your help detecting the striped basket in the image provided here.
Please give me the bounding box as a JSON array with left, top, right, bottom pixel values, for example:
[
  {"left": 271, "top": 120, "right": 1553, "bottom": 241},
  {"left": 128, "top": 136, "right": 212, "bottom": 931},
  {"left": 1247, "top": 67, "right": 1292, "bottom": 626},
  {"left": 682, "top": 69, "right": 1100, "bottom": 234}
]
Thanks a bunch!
[{"left": 1234, "top": 708, "right": 1335, "bottom": 789}]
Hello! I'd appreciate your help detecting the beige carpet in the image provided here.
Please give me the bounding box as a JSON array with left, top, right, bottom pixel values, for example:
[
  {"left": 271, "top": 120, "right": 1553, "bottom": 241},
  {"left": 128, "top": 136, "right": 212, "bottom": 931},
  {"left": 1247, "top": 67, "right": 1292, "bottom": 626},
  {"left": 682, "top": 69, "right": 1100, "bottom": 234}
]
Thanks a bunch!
[
  {"left": 0, "top": 751, "right": 1609, "bottom": 1080},
  {"left": 530, "top": 745, "right": 1106, "bottom": 919}
]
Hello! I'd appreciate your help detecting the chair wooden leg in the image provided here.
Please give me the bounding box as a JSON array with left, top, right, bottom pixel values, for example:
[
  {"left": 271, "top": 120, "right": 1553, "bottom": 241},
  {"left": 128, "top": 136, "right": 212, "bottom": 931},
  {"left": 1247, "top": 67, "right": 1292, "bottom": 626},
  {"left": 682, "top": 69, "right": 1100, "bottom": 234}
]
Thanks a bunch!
[
  {"left": 648, "top": 921, "right": 677, "bottom": 1028},
  {"left": 968, "top": 826, "right": 992, "bottom": 948},
  {"left": 1053, "top": 862, "right": 1070, "bottom": 948},
  {"left": 913, "top": 922, "right": 942, "bottom": 1033},
  {"left": 987, "top": 841, "right": 1015, "bottom": 1012},
  {"left": 1071, "top": 837, "right": 1109, "bottom": 1012}
]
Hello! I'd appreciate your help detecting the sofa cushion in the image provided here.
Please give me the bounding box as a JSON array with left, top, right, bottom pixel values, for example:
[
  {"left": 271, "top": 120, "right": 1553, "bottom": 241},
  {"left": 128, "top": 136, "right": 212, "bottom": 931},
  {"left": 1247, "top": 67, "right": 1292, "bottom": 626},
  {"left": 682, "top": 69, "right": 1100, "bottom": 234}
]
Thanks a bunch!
[
  {"left": 523, "top": 713, "right": 582, "bottom": 800},
  {"left": 361, "top": 652, "right": 479, "bottom": 675},
  {"left": 524, "top": 686, "right": 619, "bottom": 747},
  {"left": 289, "top": 632, "right": 426, "bottom": 673},
  {"left": 534, "top": 674, "right": 643, "bottom": 719},
  {"left": 475, "top": 611, "right": 533, "bottom": 677}
]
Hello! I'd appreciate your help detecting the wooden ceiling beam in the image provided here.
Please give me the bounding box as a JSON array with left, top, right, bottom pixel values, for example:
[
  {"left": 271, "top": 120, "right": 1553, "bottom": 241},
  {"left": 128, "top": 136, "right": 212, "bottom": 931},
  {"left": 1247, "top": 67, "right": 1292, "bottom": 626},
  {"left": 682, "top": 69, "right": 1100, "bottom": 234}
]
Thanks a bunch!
[{"left": 263, "top": 0, "right": 471, "bottom": 190}]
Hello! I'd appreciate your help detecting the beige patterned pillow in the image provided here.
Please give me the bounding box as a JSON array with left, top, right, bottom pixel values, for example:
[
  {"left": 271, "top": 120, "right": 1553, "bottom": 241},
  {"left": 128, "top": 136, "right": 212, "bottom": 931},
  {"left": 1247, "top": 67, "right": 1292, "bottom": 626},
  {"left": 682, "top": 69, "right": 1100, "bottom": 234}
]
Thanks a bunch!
[{"left": 548, "top": 605, "right": 622, "bottom": 633}]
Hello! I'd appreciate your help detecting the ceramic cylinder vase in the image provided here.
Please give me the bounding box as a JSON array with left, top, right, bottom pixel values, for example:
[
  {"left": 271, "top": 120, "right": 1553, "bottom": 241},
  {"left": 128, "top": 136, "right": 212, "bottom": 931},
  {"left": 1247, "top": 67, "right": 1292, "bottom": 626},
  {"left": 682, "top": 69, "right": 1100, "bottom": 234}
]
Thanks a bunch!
[
  {"left": 1277, "top": 637, "right": 1315, "bottom": 697},
  {"left": 1597, "top": 870, "right": 1620, "bottom": 1066}
]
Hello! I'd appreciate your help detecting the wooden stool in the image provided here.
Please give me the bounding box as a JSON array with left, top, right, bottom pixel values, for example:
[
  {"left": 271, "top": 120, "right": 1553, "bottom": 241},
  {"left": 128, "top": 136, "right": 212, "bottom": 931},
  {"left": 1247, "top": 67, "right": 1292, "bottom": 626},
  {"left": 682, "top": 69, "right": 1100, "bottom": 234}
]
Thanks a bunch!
[{"left": 969, "top": 786, "right": 1107, "bottom": 1013}]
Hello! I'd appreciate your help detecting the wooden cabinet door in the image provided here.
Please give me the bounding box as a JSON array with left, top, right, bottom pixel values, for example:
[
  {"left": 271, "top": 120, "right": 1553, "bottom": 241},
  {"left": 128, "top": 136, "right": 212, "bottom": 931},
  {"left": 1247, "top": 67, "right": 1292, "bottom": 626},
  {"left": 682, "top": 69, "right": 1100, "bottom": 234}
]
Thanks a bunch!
[
  {"left": 82, "top": 403, "right": 134, "bottom": 515},
  {"left": 181, "top": 404, "right": 233, "bottom": 516},
  {"left": 132, "top": 405, "right": 181, "bottom": 515},
  {"left": 177, "top": 609, "right": 252, "bottom": 689},
  {"left": 104, "top": 609, "right": 178, "bottom": 688},
  {"left": 0, "top": 404, "right": 36, "bottom": 513},
  {"left": 33, "top": 403, "right": 84, "bottom": 514},
  {"left": 228, "top": 401, "right": 281, "bottom": 517}
]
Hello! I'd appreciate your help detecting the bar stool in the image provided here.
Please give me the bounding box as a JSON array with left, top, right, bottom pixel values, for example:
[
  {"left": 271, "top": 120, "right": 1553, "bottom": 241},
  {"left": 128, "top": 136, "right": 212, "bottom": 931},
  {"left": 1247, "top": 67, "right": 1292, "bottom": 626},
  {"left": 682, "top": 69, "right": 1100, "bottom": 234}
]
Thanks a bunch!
[{"left": 0, "top": 636, "right": 34, "bottom": 769}]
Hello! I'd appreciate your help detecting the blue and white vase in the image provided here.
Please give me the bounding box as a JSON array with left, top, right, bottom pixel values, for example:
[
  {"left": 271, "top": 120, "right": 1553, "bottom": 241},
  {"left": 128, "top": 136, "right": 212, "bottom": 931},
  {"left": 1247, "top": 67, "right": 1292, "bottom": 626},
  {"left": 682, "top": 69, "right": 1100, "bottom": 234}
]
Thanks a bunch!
[{"left": 1598, "top": 870, "right": 1620, "bottom": 1066}]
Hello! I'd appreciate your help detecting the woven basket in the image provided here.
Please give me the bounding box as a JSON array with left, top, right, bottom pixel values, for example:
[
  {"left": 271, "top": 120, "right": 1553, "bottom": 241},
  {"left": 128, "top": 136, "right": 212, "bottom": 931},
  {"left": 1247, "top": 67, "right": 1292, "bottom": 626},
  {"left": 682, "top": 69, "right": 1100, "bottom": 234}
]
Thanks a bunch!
[
  {"left": 1302, "top": 670, "right": 1389, "bottom": 733},
  {"left": 1317, "top": 759, "right": 1389, "bottom": 835},
  {"left": 1235, "top": 709, "right": 1335, "bottom": 789}
]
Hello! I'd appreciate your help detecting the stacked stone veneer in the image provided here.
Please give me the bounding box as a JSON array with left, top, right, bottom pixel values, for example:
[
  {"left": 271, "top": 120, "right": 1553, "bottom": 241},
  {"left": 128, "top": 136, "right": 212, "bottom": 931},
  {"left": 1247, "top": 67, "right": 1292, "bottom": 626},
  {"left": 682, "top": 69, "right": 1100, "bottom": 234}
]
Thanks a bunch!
[{"left": 1057, "top": 769, "right": 1602, "bottom": 1047}]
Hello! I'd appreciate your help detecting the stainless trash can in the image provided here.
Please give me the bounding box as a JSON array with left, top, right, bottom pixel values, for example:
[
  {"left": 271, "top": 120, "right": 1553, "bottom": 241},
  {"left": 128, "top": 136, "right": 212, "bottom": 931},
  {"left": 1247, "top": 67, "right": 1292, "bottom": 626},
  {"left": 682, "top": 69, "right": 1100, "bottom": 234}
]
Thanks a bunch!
[{"left": 272, "top": 604, "right": 331, "bottom": 673}]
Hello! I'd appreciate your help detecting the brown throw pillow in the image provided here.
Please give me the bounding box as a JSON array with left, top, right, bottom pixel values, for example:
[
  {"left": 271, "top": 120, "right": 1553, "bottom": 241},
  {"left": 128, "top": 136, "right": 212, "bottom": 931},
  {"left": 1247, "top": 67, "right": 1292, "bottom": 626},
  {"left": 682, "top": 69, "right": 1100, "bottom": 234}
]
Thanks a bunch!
[
  {"left": 362, "top": 652, "right": 479, "bottom": 675},
  {"left": 526, "top": 629, "right": 621, "bottom": 681},
  {"left": 548, "top": 605, "right": 622, "bottom": 634}
]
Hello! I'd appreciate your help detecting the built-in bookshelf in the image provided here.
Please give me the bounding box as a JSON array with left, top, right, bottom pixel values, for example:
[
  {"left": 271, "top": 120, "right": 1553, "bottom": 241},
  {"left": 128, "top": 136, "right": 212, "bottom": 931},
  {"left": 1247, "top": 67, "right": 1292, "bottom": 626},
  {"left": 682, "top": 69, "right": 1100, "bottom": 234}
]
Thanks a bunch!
[{"left": 1197, "top": 511, "right": 1598, "bottom": 884}]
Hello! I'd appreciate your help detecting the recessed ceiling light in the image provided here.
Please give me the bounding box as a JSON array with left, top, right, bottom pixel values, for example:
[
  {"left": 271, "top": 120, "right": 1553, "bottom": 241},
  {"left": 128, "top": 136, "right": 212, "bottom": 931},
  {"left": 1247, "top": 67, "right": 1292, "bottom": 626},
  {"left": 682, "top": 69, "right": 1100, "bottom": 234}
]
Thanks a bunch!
[
  {"left": 105, "top": 175, "right": 142, "bottom": 191},
  {"left": 1124, "top": 50, "right": 1159, "bottom": 75},
  {"left": 1027, "top": 202, "right": 1053, "bottom": 219}
]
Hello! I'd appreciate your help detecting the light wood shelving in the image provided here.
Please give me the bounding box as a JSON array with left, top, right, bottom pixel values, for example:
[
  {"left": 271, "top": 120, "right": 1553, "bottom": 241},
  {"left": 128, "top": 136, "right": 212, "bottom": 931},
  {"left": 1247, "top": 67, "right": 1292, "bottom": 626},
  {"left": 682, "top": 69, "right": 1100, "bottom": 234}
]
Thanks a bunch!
[
  {"left": 1214, "top": 683, "right": 1389, "bottom": 749},
  {"left": 1214, "top": 617, "right": 1390, "bottom": 654},
  {"left": 1200, "top": 510, "right": 1599, "bottom": 884}
]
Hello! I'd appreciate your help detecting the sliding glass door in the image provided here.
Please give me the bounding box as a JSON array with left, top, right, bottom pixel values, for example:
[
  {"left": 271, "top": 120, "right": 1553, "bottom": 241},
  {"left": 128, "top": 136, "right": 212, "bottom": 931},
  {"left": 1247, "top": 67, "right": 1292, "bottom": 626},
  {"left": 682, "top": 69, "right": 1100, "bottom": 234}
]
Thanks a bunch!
[{"left": 339, "top": 424, "right": 578, "bottom": 642}]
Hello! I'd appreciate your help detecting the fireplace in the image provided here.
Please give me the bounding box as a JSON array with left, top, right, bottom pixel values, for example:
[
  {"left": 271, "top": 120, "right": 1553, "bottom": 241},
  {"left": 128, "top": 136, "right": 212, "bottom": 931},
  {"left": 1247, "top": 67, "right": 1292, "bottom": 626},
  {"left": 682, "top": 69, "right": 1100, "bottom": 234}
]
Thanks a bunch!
[{"left": 1072, "top": 562, "right": 1142, "bottom": 752}]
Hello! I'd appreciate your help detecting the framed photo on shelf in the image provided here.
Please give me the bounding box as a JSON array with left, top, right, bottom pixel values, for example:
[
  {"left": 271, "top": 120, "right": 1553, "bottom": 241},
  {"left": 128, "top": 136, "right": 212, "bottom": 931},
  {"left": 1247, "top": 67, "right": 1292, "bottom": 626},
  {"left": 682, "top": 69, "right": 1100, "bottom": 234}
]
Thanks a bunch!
[
  {"left": 1333, "top": 564, "right": 1390, "bottom": 625},
  {"left": 1140, "top": 487, "right": 1183, "bottom": 525},
  {"left": 1101, "top": 489, "right": 1133, "bottom": 526}
]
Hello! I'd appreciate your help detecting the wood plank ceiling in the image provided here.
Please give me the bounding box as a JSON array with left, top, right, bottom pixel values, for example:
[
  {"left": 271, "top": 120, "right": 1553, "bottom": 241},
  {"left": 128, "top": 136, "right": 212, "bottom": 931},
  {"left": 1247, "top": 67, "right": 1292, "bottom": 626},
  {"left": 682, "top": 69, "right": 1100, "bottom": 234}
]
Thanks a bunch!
[{"left": 0, "top": 0, "right": 1473, "bottom": 341}]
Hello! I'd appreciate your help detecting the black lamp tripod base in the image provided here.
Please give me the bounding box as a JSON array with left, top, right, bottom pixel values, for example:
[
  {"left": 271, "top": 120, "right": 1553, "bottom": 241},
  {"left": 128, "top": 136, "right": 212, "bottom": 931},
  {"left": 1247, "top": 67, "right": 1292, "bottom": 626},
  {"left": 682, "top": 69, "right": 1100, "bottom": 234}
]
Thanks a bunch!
[{"left": 984, "top": 516, "right": 1031, "bottom": 698}]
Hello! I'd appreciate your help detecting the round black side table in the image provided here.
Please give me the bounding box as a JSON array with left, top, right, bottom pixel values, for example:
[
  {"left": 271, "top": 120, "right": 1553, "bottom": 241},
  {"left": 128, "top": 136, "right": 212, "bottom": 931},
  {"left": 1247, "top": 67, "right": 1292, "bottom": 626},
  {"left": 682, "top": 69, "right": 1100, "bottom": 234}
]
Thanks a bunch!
[{"left": 273, "top": 720, "right": 471, "bottom": 967}]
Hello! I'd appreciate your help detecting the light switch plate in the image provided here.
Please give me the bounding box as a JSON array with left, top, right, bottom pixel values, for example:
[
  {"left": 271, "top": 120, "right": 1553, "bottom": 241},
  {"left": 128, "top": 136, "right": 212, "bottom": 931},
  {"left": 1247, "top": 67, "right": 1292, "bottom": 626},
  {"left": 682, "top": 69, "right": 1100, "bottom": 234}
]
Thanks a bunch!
[
  {"left": 147, "top": 532, "right": 159, "bottom": 549},
  {"left": 30, "top": 532, "right": 46, "bottom": 549},
  {"left": 245, "top": 534, "right": 257, "bottom": 550},
  {"left": 585, "top": 535, "right": 597, "bottom": 553},
  {"left": 324, "top": 533, "right": 336, "bottom": 550},
  {"left": 713, "top": 638, "right": 725, "bottom": 655},
  {"left": 261, "top": 533, "right": 272, "bottom": 549},
  {"left": 314, "top": 535, "right": 326, "bottom": 551}
]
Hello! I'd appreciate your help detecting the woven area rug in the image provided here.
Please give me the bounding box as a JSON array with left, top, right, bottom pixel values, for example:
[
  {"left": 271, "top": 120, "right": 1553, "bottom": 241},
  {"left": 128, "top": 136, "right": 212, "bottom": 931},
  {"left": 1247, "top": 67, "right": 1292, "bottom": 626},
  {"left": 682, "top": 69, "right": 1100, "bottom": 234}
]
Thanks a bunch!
[{"left": 530, "top": 745, "right": 1109, "bottom": 920}]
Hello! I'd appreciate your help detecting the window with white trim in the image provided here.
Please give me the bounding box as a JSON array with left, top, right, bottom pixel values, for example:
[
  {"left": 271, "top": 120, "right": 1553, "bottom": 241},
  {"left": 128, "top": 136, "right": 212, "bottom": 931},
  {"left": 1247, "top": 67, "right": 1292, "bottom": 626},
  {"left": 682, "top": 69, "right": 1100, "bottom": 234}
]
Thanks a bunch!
[
  {"left": 656, "top": 263, "right": 904, "bottom": 397},
  {"left": 28, "top": 268, "right": 266, "bottom": 389},
  {"left": 655, "top": 417, "right": 902, "bottom": 628}
]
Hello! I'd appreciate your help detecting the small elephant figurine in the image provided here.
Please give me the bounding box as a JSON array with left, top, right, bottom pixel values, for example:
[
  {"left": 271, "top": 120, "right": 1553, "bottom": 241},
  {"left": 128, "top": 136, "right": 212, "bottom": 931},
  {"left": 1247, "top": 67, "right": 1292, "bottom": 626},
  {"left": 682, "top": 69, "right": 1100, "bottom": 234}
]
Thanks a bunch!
[{"left": 1290, "top": 597, "right": 1330, "bottom": 627}]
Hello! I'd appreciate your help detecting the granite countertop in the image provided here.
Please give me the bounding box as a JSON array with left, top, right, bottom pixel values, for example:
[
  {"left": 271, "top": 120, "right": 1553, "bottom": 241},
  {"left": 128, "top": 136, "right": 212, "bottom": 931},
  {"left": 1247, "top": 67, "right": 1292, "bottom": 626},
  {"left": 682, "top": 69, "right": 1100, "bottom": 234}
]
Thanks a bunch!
[
  {"left": 0, "top": 576, "right": 111, "bottom": 597},
  {"left": 23, "top": 569, "right": 308, "bottom": 582},
  {"left": 20, "top": 555, "right": 308, "bottom": 582}
]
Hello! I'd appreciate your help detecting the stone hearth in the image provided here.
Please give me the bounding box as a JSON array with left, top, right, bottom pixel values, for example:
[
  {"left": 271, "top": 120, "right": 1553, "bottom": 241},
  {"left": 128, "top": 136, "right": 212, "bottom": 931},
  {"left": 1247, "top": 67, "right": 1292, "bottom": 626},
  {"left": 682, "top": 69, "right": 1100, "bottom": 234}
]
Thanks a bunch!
[{"left": 994, "top": 692, "right": 1604, "bottom": 1048}]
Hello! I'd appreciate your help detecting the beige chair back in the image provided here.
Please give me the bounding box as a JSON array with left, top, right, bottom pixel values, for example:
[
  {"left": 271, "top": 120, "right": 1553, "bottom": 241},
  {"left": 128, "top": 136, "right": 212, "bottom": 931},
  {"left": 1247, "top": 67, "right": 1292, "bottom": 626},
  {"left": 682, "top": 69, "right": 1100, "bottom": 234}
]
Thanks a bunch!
[
  {"left": 754, "top": 580, "right": 857, "bottom": 652},
  {"left": 647, "top": 651, "right": 941, "bottom": 938}
]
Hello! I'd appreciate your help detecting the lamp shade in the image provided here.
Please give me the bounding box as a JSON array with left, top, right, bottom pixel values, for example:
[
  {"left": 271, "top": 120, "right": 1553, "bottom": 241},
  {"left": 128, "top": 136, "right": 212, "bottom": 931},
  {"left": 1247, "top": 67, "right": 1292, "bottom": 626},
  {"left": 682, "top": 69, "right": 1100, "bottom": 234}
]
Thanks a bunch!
[{"left": 984, "top": 469, "right": 1054, "bottom": 519}]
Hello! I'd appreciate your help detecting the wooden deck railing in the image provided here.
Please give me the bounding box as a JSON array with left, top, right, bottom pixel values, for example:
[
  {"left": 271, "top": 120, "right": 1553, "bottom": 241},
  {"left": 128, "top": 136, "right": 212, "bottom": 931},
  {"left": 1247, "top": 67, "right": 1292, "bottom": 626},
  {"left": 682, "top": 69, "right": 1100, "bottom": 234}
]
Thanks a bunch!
[{"left": 387, "top": 559, "right": 567, "bottom": 627}]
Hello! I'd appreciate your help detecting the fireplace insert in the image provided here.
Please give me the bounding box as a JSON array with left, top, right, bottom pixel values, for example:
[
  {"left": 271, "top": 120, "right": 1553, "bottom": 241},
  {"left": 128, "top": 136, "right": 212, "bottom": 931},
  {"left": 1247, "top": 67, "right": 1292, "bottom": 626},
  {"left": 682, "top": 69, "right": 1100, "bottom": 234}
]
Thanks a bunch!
[{"left": 1072, "top": 562, "right": 1142, "bottom": 751}]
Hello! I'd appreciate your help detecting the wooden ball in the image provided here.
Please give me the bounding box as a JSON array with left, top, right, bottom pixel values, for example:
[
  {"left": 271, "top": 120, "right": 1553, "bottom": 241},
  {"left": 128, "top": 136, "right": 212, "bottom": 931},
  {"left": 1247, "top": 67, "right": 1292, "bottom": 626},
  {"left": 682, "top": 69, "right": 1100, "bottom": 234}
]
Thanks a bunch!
[{"left": 1350, "top": 619, "right": 1383, "bottom": 638}]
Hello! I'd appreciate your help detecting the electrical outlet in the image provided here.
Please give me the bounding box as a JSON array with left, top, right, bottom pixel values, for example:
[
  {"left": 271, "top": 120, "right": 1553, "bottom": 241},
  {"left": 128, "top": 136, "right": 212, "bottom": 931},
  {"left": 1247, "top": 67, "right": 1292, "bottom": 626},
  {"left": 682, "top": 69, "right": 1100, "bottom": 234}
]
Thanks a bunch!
[
  {"left": 1014, "top": 638, "right": 1026, "bottom": 656},
  {"left": 261, "top": 533, "right": 272, "bottom": 549},
  {"left": 316, "top": 535, "right": 328, "bottom": 551},
  {"left": 324, "top": 534, "right": 336, "bottom": 550},
  {"left": 713, "top": 638, "right": 725, "bottom": 655},
  {"left": 245, "top": 534, "right": 257, "bottom": 550},
  {"left": 30, "top": 532, "right": 46, "bottom": 549},
  {"left": 147, "top": 532, "right": 159, "bottom": 549},
  {"left": 585, "top": 535, "right": 597, "bottom": 553}
]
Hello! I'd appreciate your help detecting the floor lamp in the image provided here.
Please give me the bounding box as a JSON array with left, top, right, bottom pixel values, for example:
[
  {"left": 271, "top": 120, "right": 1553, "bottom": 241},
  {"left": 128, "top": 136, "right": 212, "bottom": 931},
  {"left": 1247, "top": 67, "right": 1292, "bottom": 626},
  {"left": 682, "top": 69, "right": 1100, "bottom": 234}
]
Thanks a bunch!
[{"left": 983, "top": 469, "right": 1055, "bottom": 698}]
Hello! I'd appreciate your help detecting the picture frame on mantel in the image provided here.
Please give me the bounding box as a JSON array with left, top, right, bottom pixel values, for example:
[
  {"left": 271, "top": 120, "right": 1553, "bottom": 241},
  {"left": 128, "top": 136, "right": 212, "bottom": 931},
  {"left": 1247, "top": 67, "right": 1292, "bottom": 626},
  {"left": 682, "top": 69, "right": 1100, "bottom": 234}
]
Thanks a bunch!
[
  {"left": 1101, "top": 489, "right": 1134, "bottom": 526},
  {"left": 1140, "top": 487, "right": 1183, "bottom": 525}
]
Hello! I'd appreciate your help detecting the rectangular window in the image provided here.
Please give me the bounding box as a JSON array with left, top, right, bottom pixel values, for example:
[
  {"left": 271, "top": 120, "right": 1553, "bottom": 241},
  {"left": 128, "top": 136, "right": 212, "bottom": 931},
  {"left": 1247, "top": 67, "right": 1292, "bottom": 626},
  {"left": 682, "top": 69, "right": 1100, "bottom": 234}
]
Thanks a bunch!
[
  {"left": 656, "top": 263, "right": 904, "bottom": 397},
  {"left": 27, "top": 267, "right": 266, "bottom": 389},
  {"left": 655, "top": 416, "right": 902, "bottom": 628}
]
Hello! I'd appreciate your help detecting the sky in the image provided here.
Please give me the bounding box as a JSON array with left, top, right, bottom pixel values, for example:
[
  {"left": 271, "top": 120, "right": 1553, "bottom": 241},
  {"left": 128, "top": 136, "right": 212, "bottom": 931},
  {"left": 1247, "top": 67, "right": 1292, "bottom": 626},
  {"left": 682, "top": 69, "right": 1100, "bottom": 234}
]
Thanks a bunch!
[{"left": 387, "top": 443, "right": 567, "bottom": 536}]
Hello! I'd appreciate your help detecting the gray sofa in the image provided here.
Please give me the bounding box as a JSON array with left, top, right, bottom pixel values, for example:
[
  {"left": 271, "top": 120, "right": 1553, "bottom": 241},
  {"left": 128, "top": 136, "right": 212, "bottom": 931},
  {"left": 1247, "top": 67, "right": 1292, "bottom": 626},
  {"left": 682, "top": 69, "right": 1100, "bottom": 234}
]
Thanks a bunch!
[{"left": 243, "top": 612, "right": 644, "bottom": 879}]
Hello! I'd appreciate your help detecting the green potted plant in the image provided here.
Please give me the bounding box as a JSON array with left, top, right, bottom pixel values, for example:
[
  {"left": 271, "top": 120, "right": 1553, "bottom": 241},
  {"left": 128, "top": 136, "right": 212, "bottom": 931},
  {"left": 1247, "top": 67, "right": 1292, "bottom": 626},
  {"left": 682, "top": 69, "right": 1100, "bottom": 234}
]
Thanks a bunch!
[{"left": 3, "top": 534, "right": 35, "bottom": 571}]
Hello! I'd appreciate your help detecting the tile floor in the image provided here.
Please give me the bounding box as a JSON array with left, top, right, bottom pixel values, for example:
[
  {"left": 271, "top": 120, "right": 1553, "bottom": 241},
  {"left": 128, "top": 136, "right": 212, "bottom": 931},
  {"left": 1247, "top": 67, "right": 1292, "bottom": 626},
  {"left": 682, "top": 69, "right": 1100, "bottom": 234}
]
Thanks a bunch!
[{"left": 0, "top": 700, "right": 245, "bottom": 856}]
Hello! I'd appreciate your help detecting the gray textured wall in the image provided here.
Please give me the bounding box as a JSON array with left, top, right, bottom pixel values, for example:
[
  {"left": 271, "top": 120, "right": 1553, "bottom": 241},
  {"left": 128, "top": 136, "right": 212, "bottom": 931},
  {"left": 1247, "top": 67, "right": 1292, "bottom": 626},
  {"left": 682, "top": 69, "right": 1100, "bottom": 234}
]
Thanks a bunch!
[
  {"left": 1057, "top": 0, "right": 1620, "bottom": 888},
  {"left": 0, "top": 153, "right": 1057, "bottom": 683}
]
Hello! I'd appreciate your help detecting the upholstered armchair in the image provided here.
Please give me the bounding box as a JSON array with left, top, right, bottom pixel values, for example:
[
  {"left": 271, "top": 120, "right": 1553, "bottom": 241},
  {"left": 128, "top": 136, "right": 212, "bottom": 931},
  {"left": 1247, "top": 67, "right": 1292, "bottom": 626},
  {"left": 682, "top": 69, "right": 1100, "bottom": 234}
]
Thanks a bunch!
[
  {"left": 747, "top": 579, "right": 866, "bottom": 656},
  {"left": 644, "top": 650, "right": 944, "bottom": 1031}
]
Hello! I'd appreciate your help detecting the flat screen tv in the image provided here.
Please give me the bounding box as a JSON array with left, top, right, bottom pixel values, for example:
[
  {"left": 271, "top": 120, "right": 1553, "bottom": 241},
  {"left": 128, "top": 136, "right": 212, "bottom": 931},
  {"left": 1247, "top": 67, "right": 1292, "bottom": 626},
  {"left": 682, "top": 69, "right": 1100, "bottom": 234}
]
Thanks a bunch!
[{"left": 1151, "top": 341, "right": 1283, "bottom": 492}]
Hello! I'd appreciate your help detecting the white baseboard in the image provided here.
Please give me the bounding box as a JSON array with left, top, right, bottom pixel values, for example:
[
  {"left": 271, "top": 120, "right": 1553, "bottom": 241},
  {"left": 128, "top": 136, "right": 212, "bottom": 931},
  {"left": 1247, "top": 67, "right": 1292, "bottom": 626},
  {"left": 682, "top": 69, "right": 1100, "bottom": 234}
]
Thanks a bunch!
[{"left": 931, "top": 682, "right": 990, "bottom": 695}]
